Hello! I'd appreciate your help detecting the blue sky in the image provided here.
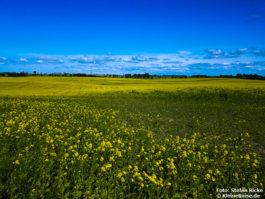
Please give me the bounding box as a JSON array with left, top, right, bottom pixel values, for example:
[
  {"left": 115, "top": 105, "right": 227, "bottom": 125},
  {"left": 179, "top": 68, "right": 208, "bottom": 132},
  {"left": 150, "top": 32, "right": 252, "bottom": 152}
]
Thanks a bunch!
[{"left": 0, "top": 0, "right": 265, "bottom": 75}]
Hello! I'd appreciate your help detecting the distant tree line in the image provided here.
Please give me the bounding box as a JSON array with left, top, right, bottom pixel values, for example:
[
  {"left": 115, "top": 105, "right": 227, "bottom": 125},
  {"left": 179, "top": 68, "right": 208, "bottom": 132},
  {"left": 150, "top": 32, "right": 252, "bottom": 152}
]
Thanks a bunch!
[{"left": 0, "top": 72, "right": 264, "bottom": 80}]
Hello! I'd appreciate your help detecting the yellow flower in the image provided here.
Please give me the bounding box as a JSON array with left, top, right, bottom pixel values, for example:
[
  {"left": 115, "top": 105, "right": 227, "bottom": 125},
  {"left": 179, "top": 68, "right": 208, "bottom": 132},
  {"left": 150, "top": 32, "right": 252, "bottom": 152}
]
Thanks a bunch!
[
  {"left": 121, "top": 177, "right": 125, "bottom": 183},
  {"left": 245, "top": 154, "right": 250, "bottom": 160},
  {"left": 193, "top": 175, "right": 197, "bottom": 180},
  {"left": 253, "top": 174, "right": 258, "bottom": 179},
  {"left": 14, "top": 160, "right": 20, "bottom": 165},
  {"left": 161, "top": 146, "right": 166, "bottom": 151},
  {"left": 106, "top": 141, "right": 112, "bottom": 148},
  {"left": 140, "top": 183, "right": 144, "bottom": 188},
  {"left": 88, "top": 143, "right": 92, "bottom": 149},
  {"left": 123, "top": 171, "right": 127, "bottom": 175},
  {"left": 138, "top": 176, "right": 144, "bottom": 181},
  {"left": 65, "top": 153, "right": 69, "bottom": 158},
  {"left": 205, "top": 174, "right": 211, "bottom": 180},
  {"left": 116, "top": 150, "right": 122, "bottom": 157},
  {"left": 50, "top": 152, "right": 56, "bottom": 157},
  {"left": 175, "top": 136, "right": 180, "bottom": 143},
  {"left": 215, "top": 169, "right": 220, "bottom": 175},
  {"left": 100, "top": 157, "right": 104, "bottom": 162},
  {"left": 101, "top": 141, "right": 106, "bottom": 147},
  {"left": 117, "top": 172, "right": 123, "bottom": 178},
  {"left": 101, "top": 166, "right": 106, "bottom": 172},
  {"left": 105, "top": 163, "right": 112, "bottom": 169}
]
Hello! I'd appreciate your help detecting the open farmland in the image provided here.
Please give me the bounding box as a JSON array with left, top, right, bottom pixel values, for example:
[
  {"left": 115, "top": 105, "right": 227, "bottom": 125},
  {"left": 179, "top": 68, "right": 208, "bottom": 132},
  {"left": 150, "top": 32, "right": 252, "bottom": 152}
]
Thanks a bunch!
[{"left": 0, "top": 77, "right": 265, "bottom": 198}]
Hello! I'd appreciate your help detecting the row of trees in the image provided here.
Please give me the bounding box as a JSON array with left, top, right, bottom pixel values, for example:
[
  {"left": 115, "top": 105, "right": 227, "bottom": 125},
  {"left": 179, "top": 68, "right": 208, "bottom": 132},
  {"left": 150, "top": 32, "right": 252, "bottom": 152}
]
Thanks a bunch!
[{"left": 0, "top": 72, "right": 264, "bottom": 80}]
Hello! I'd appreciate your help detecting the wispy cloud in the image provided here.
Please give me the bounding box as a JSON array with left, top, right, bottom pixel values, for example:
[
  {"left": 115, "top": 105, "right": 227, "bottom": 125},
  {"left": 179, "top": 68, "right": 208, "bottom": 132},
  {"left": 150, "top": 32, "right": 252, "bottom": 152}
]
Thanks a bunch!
[
  {"left": 36, "top": 59, "right": 44, "bottom": 64},
  {"left": 204, "top": 48, "right": 248, "bottom": 59},
  {"left": 1, "top": 48, "right": 265, "bottom": 75},
  {"left": 253, "top": 49, "right": 265, "bottom": 56},
  {"left": 177, "top": 51, "right": 192, "bottom": 55},
  {"left": 19, "top": 58, "right": 28, "bottom": 62},
  {"left": 0, "top": 57, "right": 7, "bottom": 65}
]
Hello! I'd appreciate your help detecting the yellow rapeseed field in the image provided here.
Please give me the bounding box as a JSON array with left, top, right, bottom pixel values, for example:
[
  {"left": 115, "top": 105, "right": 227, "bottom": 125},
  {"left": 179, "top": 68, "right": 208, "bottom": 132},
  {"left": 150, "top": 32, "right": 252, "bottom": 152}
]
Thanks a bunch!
[
  {"left": 0, "top": 76, "right": 264, "bottom": 96},
  {"left": 0, "top": 77, "right": 264, "bottom": 198}
]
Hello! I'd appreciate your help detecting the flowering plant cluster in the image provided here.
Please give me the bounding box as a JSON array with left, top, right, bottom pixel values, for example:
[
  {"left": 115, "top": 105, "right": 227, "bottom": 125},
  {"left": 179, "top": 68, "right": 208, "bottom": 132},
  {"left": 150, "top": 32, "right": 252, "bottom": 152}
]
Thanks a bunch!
[{"left": 0, "top": 98, "right": 264, "bottom": 198}]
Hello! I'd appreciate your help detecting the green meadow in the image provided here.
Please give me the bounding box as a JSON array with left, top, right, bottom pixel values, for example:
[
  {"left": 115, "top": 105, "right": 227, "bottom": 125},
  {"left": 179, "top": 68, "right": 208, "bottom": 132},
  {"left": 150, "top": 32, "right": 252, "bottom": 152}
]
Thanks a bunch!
[{"left": 0, "top": 77, "right": 264, "bottom": 198}]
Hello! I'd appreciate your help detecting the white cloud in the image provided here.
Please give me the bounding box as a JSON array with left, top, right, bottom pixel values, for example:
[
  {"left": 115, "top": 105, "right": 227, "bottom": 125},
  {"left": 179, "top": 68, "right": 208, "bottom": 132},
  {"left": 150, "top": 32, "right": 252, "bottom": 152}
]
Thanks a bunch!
[
  {"left": 238, "top": 48, "right": 247, "bottom": 52},
  {"left": 19, "top": 58, "right": 28, "bottom": 62},
  {"left": 1, "top": 51, "right": 264, "bottom": 75},
  {"left": 245, "top": 65, "right": 253, "bottom": 68},
  {"left": 1, "top": 57, "right": 7, "bottom": 61},
  {"left": 208, "top": 49, "right": 222, "bottom": 55},
  {"left": 178, "top": 51, "right": 192, "bottom": 55},
  {"left": 82, "top": 57, "right": 89, "bottom": 61},
  {"left": 58, "top": 59, "right": 64, "bottom": 63},
  {"left": 37, "top": 59, "right": 44, "bottom": 63}
]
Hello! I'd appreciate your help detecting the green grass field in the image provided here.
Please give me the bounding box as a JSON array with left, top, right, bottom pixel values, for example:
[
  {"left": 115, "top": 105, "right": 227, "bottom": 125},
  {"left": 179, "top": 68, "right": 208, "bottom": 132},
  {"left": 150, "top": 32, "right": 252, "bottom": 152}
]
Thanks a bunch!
[{"left": 0, "top": 77, "right": 264, "bottom": 198}]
